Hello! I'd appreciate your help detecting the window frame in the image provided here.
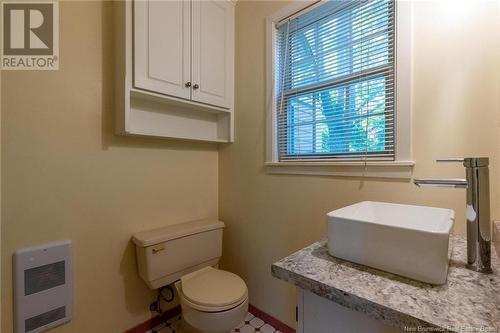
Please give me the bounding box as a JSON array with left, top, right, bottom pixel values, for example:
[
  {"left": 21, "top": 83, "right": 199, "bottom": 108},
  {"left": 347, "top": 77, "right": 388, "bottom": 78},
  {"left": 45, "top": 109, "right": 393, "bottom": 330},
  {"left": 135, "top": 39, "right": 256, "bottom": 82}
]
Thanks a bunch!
[{"left": 265, "top": 0, "right": 414, "bottom": 178}]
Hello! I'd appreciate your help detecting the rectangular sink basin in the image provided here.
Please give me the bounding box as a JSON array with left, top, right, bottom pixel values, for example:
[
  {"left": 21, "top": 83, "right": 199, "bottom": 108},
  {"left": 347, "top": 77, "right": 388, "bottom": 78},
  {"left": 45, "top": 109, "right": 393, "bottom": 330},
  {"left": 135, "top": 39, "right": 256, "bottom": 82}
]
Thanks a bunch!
[{"left": 327, "top": 201, "right": 454, "bottom": 284}]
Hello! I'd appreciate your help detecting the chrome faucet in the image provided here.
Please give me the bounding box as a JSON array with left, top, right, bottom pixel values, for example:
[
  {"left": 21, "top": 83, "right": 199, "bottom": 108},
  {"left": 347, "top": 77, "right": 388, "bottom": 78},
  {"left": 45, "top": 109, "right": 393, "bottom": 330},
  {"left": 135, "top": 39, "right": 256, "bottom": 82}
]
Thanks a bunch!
[{"left": 414, "top": 157, "right": 492, "bottom": 273}]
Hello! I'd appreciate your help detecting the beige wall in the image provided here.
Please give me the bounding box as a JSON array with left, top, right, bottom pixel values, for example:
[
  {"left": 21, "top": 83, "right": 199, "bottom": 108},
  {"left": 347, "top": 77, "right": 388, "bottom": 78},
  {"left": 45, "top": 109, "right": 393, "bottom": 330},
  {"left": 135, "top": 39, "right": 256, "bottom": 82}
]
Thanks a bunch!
[
  {"left": 1, "top": 2, "right": 218, "bottom": 332},
  {"left": 220, "top": 0, "right": 500, "bottom": 327},
  {"left": 1, "top": 0, "right": 499, "bottom": 332}
]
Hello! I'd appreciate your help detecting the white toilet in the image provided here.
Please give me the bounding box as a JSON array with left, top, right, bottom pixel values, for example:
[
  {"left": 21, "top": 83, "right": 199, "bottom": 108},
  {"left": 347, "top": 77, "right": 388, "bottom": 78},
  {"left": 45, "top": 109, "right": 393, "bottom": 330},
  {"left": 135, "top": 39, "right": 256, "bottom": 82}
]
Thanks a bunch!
[{"left": 132, "top": 219, "right": 248, "bottom": 333}]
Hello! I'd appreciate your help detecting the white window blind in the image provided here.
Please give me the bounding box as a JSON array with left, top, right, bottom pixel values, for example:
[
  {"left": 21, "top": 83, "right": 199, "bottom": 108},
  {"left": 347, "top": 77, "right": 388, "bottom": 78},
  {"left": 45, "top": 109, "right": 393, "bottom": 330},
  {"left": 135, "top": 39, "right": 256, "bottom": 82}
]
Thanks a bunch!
[{"left": 275, "top": 0, "right": 396, "bottom": 161}]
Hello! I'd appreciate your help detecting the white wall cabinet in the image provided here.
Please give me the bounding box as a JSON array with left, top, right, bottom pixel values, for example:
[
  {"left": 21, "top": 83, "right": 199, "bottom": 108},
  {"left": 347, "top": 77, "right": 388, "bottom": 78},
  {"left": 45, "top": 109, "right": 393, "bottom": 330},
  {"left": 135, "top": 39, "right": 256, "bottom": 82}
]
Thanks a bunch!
[
  {"left": 133, "top": 0, "right": 191, "bottom": 100},
  {"left": 191, "top": 0, "right": 233, "bottom": 108},
  {"left": 115, "top": 0, "right": 234, "bottom": 143}
]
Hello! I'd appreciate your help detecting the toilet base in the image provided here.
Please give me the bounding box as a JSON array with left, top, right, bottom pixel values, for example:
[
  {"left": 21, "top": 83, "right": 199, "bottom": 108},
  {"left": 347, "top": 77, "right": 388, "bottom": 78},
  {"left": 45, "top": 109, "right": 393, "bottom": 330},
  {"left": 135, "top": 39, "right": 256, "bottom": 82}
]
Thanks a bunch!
[{"left": 179, "top": 297, "right": 248, "bottom": 333}]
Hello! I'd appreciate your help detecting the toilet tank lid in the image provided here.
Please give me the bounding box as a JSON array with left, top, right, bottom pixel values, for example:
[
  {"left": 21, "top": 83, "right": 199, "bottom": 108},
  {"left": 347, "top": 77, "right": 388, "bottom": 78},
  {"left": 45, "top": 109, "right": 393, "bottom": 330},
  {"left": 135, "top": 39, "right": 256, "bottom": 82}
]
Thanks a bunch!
[{"left": 132, "top": 219, "right": 225, "bottom": 247}]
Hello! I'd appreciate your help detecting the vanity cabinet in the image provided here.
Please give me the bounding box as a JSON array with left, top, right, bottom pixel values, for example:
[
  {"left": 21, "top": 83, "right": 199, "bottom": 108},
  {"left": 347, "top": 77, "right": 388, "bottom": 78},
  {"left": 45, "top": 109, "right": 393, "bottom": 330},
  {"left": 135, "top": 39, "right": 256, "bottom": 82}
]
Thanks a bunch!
[
  {"left": 297, "top": 289, "right": 399, "bottom": 333},
  {"left": 115, "top": 0, "right": 234, "bottom": 142}
]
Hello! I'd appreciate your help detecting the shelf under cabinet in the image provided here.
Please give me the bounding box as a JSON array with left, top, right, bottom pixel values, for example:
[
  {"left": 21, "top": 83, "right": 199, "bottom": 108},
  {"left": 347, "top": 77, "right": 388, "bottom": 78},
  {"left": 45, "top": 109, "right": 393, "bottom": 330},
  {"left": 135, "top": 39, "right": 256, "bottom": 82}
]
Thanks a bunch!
[{"left": 121, "top": 88, "right": 232, "bottom": 143}]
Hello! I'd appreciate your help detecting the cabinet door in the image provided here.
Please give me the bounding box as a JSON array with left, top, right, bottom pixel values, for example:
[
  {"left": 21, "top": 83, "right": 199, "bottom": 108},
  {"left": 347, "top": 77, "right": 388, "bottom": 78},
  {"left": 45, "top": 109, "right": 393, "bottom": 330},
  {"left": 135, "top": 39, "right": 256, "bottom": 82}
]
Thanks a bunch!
[
  {"left": 298, "top": 289, "right": 400, "bottom": 333},
  {"left": 191, "top": 0, "right": 234, "bottom": 109},
  {"left": 133, "top": 0, "right": 191, "bottom": 99}
]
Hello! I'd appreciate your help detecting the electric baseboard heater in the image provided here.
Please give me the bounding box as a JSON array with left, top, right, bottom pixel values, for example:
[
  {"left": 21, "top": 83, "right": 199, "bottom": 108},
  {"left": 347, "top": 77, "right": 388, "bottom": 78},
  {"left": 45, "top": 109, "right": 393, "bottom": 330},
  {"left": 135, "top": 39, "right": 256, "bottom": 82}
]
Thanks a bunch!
[{"left": 14, "top": 240, "right": 73, "bottom": 333}]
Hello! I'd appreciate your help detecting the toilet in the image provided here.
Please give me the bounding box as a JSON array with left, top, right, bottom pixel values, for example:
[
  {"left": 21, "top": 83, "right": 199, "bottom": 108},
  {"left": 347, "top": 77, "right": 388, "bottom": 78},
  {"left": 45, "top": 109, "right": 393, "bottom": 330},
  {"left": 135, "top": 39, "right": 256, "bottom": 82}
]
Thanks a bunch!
[{"left": 132, "top": 219, "right": 248, "bottom": 333}]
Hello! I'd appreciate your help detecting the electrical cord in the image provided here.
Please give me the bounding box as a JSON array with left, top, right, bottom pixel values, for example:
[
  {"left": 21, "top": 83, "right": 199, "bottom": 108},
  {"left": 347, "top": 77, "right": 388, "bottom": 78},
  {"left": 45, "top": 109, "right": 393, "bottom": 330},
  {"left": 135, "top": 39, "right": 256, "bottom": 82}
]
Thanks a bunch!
[
  {"left": 150, "top": 286, "right": 176, "bottom": 333},
  {"left": 150, "top": 285, "right": 175, "bottom": 315}
]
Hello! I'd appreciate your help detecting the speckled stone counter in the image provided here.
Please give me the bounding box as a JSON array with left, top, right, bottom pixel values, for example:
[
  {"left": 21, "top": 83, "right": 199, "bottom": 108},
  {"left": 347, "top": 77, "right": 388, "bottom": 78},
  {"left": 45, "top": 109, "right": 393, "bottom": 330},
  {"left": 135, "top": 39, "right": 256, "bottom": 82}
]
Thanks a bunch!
[{"left": 272, "top": 236, "right": 500, "bottom": 332}]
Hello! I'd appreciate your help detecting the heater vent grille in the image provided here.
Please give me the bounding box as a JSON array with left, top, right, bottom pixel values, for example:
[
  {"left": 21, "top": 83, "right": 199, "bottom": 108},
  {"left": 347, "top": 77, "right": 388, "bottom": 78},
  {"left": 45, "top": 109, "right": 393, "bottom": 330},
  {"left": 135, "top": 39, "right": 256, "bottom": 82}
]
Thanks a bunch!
[
  {"left": 25, "top": 306, "right": 66, "bottom": 332},
  {"left": 15, "top": 240, "right": 72, "bottom": 333},
  {"left": 24, "top": 261, "right": 65, "bottom": 296}
]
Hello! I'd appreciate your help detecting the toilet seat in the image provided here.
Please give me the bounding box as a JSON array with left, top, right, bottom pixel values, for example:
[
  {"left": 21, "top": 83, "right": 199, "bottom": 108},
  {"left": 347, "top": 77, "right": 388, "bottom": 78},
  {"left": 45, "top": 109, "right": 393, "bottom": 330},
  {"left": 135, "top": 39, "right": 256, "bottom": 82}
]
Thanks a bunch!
[{"left": 179, "top": 267, "right": 248, "bottom": 312}]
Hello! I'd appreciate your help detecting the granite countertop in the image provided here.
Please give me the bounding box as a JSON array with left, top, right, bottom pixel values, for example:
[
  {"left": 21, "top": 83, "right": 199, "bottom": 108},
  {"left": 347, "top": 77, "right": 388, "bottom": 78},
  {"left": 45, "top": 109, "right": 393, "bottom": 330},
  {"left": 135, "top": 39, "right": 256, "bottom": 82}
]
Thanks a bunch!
[{"left": 272, "top": 236, "right": 500, "bottom": 332}]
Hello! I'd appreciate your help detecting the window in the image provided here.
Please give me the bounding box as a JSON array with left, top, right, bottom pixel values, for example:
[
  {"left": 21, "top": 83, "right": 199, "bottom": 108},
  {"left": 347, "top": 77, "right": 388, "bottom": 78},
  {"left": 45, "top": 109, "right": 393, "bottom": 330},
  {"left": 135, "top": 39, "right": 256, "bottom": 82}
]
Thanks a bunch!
[{"left": 274, "top": 0, "right": 396, "bottom": 161}]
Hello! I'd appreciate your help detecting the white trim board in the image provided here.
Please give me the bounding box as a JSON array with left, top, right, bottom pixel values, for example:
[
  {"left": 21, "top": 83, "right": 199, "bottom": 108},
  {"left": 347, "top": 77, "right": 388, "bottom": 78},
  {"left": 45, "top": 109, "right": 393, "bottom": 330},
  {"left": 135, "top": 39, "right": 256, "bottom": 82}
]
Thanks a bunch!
[{"left": 265, "top": 161, "right": 414, "bottom": 179}]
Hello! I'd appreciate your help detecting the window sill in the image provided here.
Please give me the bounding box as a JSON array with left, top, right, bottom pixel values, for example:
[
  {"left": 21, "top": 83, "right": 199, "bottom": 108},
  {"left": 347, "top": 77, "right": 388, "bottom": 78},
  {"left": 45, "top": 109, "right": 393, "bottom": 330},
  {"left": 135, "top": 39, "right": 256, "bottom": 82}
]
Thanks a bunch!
[{"left": 264, "top": 160, "right": 415, "bottom": 179}]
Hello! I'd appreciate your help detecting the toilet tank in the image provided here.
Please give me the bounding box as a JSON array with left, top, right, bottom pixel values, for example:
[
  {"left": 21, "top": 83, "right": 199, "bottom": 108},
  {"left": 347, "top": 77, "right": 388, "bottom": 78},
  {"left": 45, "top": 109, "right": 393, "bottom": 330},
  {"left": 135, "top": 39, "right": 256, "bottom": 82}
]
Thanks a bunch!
[{"left": 132, "top": 219, "right": 224, "bottom": 289}]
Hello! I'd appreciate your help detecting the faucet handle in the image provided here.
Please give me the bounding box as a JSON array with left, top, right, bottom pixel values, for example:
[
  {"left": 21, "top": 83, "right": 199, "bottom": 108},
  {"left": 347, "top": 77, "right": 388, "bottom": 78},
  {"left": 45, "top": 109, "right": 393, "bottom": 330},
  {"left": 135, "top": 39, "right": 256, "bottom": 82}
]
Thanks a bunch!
[{"left": 436, "top": 158, "right": 465, "bottom": 163}]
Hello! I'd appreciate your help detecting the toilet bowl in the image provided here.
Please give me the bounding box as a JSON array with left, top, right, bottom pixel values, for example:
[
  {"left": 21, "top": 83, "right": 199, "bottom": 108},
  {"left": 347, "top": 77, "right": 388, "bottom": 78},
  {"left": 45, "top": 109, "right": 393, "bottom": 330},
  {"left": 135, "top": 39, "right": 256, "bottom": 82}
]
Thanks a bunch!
[
  {"left": 132, "top": 219, "right": 248, "bottom": 333},
  {"left": 175, "top": 267, "right": 248, "bottom": 333}
]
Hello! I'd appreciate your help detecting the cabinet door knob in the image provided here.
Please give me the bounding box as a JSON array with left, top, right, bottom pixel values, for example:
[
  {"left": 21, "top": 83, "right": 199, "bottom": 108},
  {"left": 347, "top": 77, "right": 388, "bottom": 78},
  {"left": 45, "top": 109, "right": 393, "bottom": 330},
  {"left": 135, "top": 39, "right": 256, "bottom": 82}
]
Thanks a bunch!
[
  {"left": 185, "top": 82, "right": 191, "bottom": 88},
  {"left": 193, "top": 84, "right": 199, "bottom": 90}
]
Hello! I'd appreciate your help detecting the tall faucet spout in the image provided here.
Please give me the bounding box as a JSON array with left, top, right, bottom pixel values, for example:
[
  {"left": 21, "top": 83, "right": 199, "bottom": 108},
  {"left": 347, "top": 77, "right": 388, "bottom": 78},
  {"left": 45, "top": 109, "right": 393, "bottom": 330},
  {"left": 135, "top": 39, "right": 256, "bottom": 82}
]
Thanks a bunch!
[
  {"left": 413, "top": 178, "right": 468, "bottom": 189},
  {"left": 414, "top": 157, "right": 491, "bottom": 274}
]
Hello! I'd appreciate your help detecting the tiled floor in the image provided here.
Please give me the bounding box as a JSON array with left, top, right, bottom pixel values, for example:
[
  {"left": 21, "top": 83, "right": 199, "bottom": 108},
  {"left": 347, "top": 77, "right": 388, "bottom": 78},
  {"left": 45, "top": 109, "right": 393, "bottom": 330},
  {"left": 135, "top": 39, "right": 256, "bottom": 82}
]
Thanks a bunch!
[
  {"left": 232, "top": 312, "right": 282, "bottom": 333},
  {"left": 152, "top": 312, "right": 282, "bottom": 333},
  {"left": 151, "top": 314, "right": 182, "bottom": 333}
]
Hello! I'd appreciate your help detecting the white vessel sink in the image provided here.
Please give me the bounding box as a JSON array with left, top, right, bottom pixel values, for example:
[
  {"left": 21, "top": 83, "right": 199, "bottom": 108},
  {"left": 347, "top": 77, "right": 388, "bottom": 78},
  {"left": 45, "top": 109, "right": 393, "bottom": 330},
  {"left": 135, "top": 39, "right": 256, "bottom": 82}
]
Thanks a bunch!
[{"left": 327, "top": 201, "right": 454, "bottom": 284}]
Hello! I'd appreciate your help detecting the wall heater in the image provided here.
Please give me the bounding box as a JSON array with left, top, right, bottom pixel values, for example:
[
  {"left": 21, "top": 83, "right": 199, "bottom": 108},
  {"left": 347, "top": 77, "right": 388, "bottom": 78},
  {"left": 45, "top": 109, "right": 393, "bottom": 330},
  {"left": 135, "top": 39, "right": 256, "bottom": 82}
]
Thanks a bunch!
[{"left": 14, "top": 240, "right": 73, "bottom": 333}]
